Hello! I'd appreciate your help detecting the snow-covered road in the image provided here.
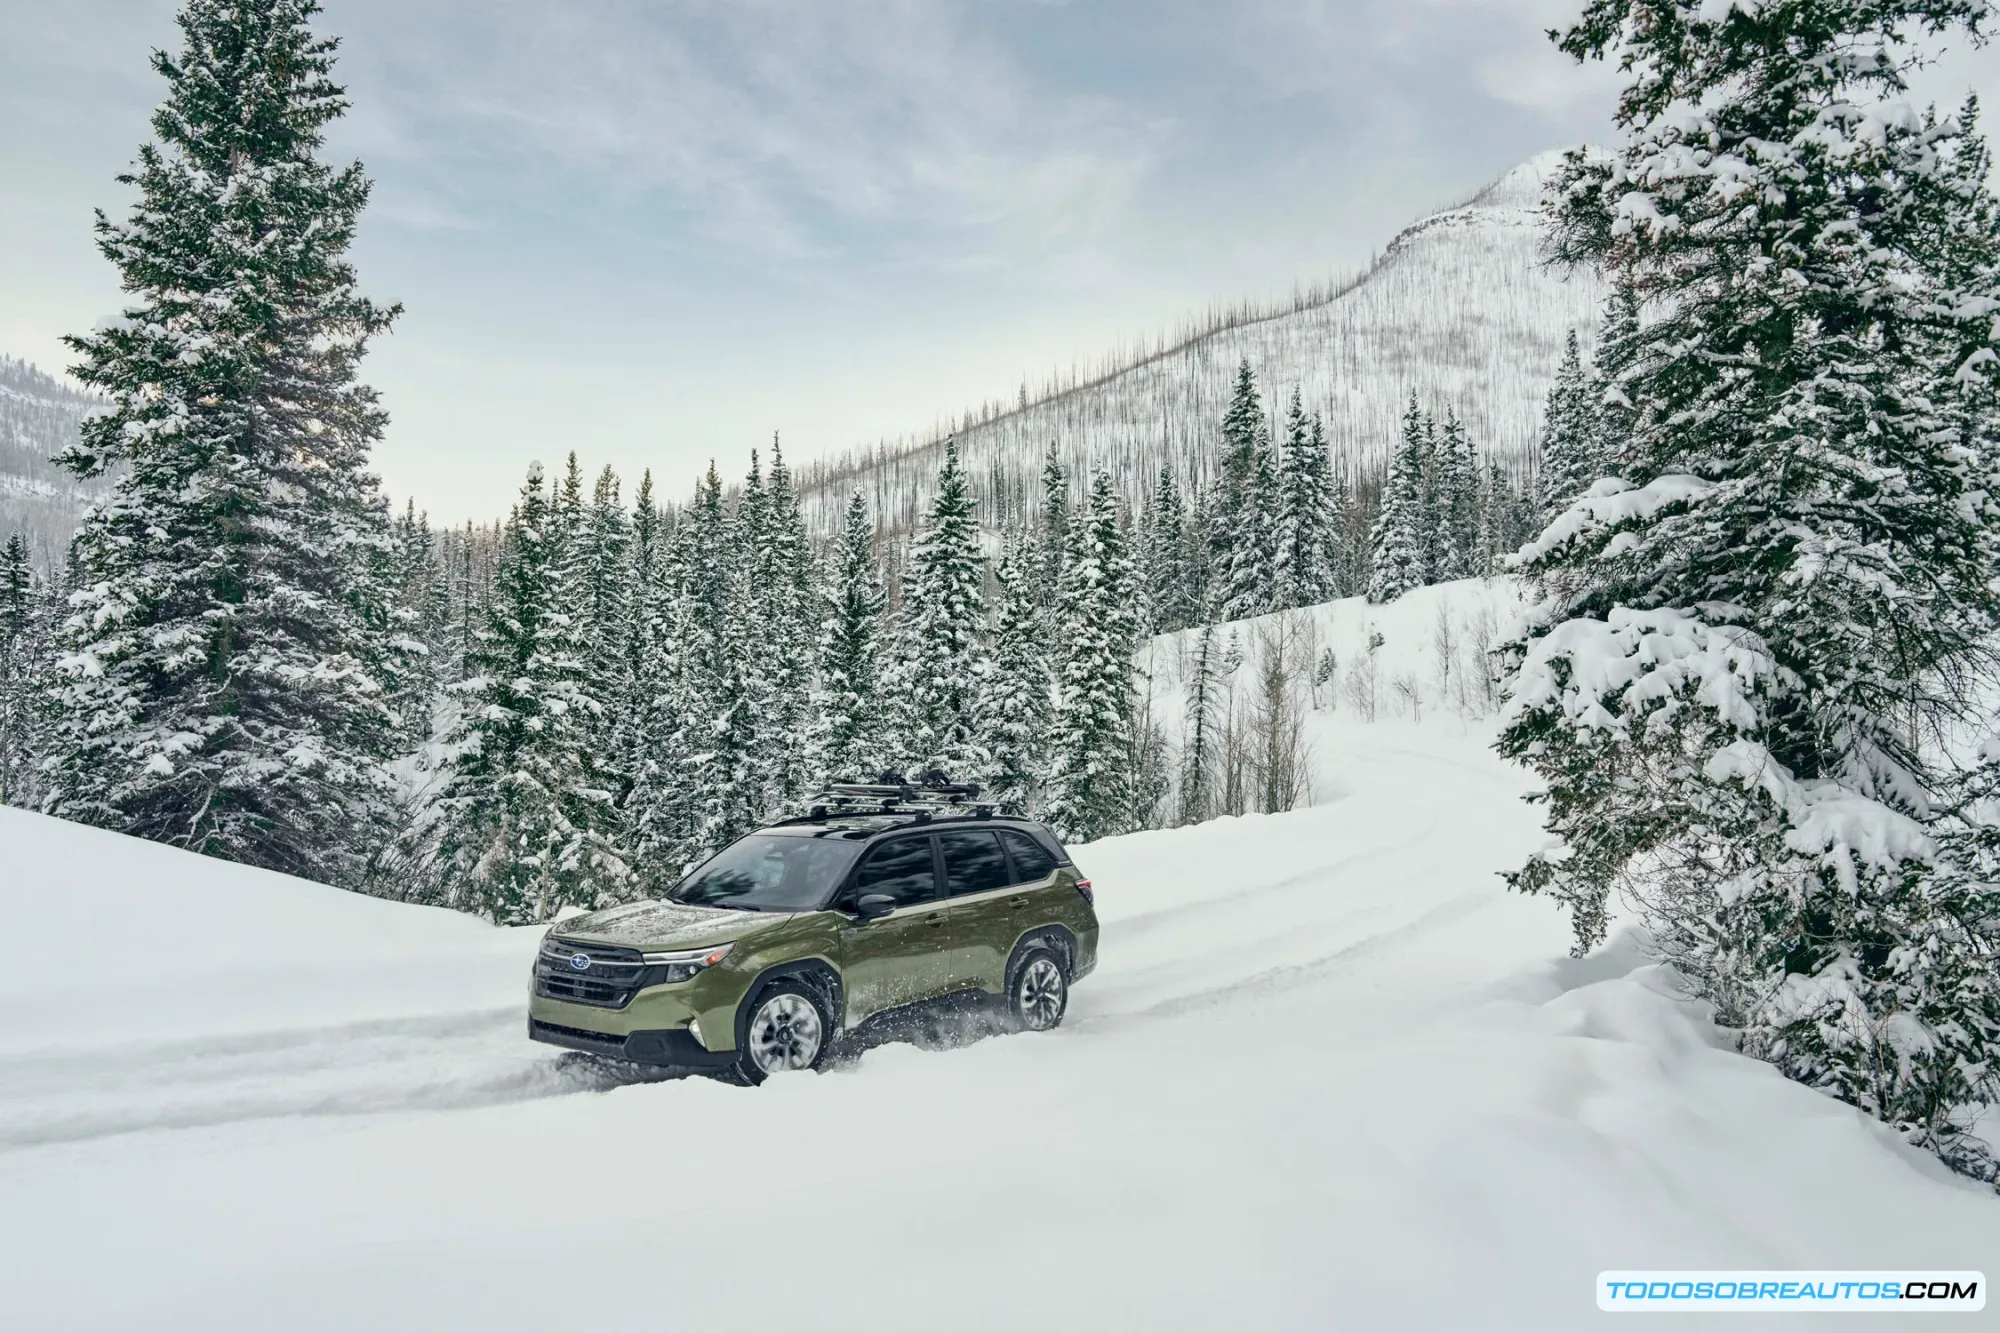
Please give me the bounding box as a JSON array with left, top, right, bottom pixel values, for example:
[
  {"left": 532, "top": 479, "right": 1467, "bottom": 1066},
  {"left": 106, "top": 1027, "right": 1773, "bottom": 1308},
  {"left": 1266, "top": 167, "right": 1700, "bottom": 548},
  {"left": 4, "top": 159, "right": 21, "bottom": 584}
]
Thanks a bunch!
[{"left": 3, "top": 715, "right": 1997, "bottom": 1331}]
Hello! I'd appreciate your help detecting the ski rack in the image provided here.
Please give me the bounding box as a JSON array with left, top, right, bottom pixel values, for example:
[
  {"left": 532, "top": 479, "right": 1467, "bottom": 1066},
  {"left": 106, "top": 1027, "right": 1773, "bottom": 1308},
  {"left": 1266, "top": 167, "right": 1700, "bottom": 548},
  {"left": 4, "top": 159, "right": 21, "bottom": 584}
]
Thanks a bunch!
[{"left": 783, "top": 774, "right": 1002, "bottom": 825}]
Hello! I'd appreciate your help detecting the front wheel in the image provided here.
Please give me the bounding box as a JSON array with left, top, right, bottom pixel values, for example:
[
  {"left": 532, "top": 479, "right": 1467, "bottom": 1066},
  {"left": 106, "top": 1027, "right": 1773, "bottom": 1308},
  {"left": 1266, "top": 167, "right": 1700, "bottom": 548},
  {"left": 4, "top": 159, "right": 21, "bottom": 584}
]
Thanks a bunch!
[
  {"left": 1008, "top": 947, "right": 1069, "bottom": 1032},
  {"left": 732, "top": 982, "right": 831, "bottom": 1085}
]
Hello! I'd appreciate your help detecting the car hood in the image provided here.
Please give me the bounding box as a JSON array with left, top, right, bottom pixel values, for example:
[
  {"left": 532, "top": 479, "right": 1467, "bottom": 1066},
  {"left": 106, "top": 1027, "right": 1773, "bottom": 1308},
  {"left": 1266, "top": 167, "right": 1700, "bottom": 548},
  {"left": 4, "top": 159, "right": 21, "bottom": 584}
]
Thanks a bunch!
[{"left": 547, "top": 899, "right": 783, "bottom": 951}]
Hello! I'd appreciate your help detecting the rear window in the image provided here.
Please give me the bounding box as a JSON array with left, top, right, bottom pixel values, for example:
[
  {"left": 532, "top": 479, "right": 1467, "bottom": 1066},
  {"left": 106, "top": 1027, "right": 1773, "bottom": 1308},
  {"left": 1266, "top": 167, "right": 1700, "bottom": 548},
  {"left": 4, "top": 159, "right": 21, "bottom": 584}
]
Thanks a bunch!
[
  {"left": 939, "top": 829, "right": 1011, "bottom": 897},
  {"left": 998, "top": 829, "right": 1059, "bottom": 883}
]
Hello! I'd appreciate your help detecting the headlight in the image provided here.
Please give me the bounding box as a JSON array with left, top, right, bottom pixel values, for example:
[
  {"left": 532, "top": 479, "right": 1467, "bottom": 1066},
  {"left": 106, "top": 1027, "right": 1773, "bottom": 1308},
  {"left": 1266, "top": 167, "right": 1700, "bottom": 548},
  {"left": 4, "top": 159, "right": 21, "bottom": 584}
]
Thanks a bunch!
[{"left": 641, "top": 942, "right": 733, "bottom": 983}]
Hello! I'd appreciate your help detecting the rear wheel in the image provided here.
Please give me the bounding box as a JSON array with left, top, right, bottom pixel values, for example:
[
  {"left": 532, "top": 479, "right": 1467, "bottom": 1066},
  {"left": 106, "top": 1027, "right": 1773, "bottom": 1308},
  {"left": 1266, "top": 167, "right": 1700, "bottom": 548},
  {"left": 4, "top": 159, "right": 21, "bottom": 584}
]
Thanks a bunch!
[
  {"left": 732, "top": 982, "right": 830, "bottom": 1085},
  {"left": 1007, "top": 946, "right": 1068, "bottom": 1032}
]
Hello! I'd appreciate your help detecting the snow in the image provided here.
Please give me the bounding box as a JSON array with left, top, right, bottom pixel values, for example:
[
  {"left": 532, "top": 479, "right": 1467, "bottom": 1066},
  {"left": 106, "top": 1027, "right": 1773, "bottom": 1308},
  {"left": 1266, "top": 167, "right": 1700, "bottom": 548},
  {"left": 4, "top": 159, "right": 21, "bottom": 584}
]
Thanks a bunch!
[
  {"left": 796, "top": 151, "right": 1605, "bottom": 539},
  {"left": 1507, "top": 473, "right": 1716, "bottom": 567},
  {"left": 3, "top": 582, "right": 1998, "bottom": 1329}
]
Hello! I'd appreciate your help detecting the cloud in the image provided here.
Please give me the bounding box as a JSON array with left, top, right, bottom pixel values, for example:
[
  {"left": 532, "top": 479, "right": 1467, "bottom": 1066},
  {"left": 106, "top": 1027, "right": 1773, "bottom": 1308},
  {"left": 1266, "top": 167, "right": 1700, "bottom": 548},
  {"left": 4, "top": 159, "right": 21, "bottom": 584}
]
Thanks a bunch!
[{"left": 335, "top": 0, "right": 1160, "bottom": 266}]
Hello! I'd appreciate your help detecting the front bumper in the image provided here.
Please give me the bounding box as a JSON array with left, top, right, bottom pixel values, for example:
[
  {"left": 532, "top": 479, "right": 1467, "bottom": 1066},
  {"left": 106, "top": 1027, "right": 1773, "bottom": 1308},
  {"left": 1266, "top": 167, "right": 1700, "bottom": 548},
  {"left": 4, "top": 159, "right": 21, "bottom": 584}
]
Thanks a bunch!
[{"left": 528, "top": 1017, "right": 736, "bottom": 1069}]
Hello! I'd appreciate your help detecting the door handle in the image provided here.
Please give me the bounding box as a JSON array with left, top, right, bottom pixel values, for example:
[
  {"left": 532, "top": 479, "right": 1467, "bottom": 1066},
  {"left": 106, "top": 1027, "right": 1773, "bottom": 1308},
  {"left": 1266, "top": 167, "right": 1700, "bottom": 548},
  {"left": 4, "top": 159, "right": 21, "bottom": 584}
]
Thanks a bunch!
[
  {"left": 1007, "top": 897, "right": 1030, "bottom": 909},
  {"left": 925, "top": 914, "right": 947, "bottom": 927}
]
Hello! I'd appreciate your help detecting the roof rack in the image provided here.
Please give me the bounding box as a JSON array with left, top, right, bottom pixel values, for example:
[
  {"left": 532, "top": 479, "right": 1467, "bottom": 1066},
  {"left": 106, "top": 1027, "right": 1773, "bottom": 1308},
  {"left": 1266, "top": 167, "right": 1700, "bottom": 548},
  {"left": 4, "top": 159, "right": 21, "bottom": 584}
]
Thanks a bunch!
[{"left": 781, "top": 770, "right": 1005, "bottom": 824}]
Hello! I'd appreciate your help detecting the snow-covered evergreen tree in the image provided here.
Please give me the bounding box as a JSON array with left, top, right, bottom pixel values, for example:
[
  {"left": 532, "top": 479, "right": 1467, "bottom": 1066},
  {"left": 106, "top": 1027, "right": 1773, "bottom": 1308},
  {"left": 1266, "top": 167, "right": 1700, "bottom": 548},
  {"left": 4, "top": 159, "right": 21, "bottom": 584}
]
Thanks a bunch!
[
  {"left": 621, "top": 469, "right": 696, "bottom": 890},
  {"left": 1035, "top": 444, "right": 1071, "bottom": 609},
  {"left": 978, "top": 533, "right": 1051, "bottom": 812},
  {"left": 1146, "top": 464, "right": 1197, "bottom": 633},
  {"left": 1325, "top": 449, "right": 1363, "bottom": 597},
  {"left": 45, "top": 0, "right": 405, "bottom": 886},
  {"left": 1367, "top": 397, "right": 1430, "bottom": 602},
  {"left": 1506, "top": 0, "right": 2000, "bottom": 1181},
  {"left": 753, "top": 440, "right": 816, "bottom": 806},
  {"left": 1538, "top": 329, "right": 1600, "bottom": 512},
  {"left": 1178, "top": 624, "right": 1223, "bottom": 826},
  {"left": 1275, "top": 389, "right": 1337, "bottom": 608},
  {"left": 894, "top": 436, "right": 990, "bottom": 779},
  {"left": 809, "top": 491, "right": 887, "bottom": 786},
  {"left": 435, "top": 463, "right": 627, "bottom": 923},
  {"left": 578, "top": 464, "right": 632, "bottom": 750},
  {"left": 1046, "top": 472, "right": 1139, "bottom": 842},
  {"left": 0, "top": 534, "right": 48, "bottom": 808},
  {"left": 1210, "top": 361, "right": 1276, "bottom": 621},
  {"left": 1430, "top": 409, "right": 1479, "bottom": 582},
  {"left": 385, "top": 500, "right": 441, "bottom": 742}
]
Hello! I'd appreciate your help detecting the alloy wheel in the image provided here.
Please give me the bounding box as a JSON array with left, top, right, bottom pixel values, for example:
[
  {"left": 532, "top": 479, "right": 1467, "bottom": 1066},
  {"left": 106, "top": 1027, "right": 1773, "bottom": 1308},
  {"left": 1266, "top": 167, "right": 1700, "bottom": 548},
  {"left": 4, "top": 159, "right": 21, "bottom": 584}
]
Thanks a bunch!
[
  {"left": 748, "top": 991, "right": 824, "bottom": 1073},
  {"left": 1016, "top": 956, "right": 1066, "bottom": 1030}
]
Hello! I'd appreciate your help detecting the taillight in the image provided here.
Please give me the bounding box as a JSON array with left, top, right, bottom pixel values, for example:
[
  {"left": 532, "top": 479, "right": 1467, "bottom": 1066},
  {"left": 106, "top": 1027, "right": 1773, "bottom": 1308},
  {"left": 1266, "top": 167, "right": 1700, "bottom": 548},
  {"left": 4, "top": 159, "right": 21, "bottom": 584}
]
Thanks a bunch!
[{"left": 1074, "top": 878, "right": 1094, "bottom": 905}]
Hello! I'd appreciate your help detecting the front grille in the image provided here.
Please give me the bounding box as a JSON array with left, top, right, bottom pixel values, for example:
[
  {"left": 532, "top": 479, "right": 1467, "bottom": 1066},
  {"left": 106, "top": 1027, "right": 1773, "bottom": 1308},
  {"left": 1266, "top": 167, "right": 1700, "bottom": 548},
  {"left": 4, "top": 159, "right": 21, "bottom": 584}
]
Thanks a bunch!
[{"left": 535, "top": 937, "right": 648, "bottom": 1010}]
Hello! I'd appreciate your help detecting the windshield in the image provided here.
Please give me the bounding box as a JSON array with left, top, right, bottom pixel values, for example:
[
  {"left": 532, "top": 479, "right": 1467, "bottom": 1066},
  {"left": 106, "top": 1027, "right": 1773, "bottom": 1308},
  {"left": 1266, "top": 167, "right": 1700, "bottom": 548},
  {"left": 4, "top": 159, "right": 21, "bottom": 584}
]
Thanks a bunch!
[{"left": 669, "top": 833, "right": 863, "bottom": 912}]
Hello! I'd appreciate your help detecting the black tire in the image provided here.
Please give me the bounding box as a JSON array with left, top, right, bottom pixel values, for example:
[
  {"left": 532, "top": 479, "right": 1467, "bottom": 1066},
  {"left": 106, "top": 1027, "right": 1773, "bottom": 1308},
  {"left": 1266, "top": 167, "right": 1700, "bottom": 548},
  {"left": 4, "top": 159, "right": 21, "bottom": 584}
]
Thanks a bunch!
[
  {"left": 730, "top": 980, "right": 833, "bottom": 1086},
  {"left": 1006, "top": 945, "right": 1069, "bottom": 1032}
]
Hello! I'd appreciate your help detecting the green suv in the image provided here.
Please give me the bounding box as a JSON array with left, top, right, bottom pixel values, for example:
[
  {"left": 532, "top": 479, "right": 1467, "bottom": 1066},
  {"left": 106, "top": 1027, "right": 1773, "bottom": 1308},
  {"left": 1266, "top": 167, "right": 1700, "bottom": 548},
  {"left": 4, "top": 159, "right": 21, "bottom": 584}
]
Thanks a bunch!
[{"left": 527, "top": 780, "right": 1099, "bottom": 1083}]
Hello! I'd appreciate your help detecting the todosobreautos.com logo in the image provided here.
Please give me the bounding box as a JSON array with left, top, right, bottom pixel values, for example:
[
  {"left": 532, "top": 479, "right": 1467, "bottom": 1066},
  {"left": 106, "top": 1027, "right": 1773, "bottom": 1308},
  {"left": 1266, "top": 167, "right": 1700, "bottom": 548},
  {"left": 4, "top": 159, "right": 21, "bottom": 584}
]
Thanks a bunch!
[{"left": 1598, "top": 1273, "right": 1985, "bottom": 1312}]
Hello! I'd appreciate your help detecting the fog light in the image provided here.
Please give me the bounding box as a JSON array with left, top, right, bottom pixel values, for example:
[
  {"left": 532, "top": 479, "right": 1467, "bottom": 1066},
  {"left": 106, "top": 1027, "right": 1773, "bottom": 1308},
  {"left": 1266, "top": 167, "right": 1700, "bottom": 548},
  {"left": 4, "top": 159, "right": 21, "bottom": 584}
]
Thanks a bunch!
[{"left": 688, "top": 1017, "right": 705, "bottom": 1048}]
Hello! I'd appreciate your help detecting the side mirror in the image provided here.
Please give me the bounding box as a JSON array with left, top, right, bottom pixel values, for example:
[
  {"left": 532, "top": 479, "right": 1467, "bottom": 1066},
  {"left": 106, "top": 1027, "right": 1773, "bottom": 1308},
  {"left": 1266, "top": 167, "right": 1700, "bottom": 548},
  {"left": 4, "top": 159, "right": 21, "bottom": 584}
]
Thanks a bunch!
[{"left": 853, "top": 893, "right": 897, "bottom": 922}]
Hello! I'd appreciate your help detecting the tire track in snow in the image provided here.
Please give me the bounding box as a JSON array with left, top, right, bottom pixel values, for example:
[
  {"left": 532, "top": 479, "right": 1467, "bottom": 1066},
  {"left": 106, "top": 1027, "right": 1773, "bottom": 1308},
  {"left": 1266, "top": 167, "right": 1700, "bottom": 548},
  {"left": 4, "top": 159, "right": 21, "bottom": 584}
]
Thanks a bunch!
[{"left": 0, "top": 1009, "right": 666, "bottom": 1151}]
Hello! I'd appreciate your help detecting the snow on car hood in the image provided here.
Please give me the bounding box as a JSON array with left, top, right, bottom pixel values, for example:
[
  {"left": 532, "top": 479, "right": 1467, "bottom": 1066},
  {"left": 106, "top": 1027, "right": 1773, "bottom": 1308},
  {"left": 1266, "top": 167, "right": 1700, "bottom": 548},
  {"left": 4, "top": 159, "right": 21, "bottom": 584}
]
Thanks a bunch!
[{"left": 548, "top": 900, "right": 775, "bottom": 950}]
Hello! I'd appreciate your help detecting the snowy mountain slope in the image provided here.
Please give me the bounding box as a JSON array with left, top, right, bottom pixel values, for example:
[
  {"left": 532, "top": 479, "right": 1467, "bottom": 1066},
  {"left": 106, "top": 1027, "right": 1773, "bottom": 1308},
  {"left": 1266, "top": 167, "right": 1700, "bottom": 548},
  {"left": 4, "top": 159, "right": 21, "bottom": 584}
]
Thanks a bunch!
[
  {"left": 798, "top": 152, "right": 1606, "bottom": 536},
  {"left": 0, "top": 356, "right": 105, "bottom": 565},
  {"left": 5, "top": 601, "right": 1996, "bottom": 1330}
]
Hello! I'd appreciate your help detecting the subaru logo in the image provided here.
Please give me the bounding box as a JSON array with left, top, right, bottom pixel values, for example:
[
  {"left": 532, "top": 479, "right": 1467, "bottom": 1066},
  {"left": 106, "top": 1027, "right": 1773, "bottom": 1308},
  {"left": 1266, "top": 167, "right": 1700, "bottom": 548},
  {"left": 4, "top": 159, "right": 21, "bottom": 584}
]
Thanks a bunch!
[{"left": 569, "top": 953, "right": 591, "bottom": 972}]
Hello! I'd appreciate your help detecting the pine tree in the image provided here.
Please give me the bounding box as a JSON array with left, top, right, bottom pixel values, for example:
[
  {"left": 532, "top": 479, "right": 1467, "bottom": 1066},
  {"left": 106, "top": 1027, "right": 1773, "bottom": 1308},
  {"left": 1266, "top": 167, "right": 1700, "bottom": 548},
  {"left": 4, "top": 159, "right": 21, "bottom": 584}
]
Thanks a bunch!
[
  {"left": 979, "top": 533, "right": 1051, "bottom": 812},
  {"left": 436, "top": 463, "right": 628, "bottom": 923},
  {"left": 810, "top": 491, "right": 887, "bottom": 786},
  {"left": 1146, "top": 464, "right": 1196, "bottom": 633},
  {"left": 1211, "top": 361, "right": 1276, "bottom": 621},
  {"left": 679, "top": 461, "right": 767, "bottom": 854},
  {"left": 1178, "top": 624, "right": 1222, "bottom": 826},
  {"left": 579, "top": 464, "right": 632, "bottom": 738},
  {"left": 1184, "top": 487, "right": 1218, "bottom": 623},
  {"left": 1036, "top": 444, "right": 1070, "bottom": 609},
  {"left": 1325, "top": 449, "right": 1362, "bottom": 597},
  {"left": 1046, "top": 472, "right": 1138, "bottom": 842},
  {"left": 621, "top": 470, "right": 696, "bottom": 889},
  {"left": 895, "top": 436, "right": 990, "bottom": 779},
  {"left": 386, "top": 499, "right": 439, "bottom": 741},
  {"left": 1275, "top": 390, "right": 1337, "bottom": 608},
  {"left": 1431, "top": 409, "right": 1480, "bottom": 582},
  {"left": 1367, "top": 397, "right": 1430, "bottom": 602},
  {"left": 1538, "top": 329, "right": 1601, "bottom": 512},
  {"left": 0, "top": 535, "right": 47, "bottom": 807},
  {"left": 46, "top": 0, "right": 405, "bottom": 886},
  {"left": 754, "top": 440, "right": 816, "bottom": 807},
  {"left": 1508, "top": 0, "right": 2000, "bottom": 1181}
]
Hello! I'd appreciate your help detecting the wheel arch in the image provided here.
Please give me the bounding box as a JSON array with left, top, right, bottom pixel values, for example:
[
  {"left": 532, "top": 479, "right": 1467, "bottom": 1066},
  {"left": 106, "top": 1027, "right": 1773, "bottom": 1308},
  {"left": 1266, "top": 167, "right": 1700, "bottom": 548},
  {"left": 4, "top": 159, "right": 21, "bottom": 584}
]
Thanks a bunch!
[
  {"left": 732, "top": 957, "right": 846, "bottom": 1053},
  {"left": 1004, "top": 924, "right": 1078, "bottom": 986}
]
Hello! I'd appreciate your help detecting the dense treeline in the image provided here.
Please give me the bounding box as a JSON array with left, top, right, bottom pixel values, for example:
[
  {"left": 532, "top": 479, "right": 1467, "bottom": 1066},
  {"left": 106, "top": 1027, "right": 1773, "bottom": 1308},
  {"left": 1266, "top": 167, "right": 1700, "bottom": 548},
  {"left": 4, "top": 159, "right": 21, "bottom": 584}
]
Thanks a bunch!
[{"left": 0, "top": 347, "right": 1538, "bottom": 921}]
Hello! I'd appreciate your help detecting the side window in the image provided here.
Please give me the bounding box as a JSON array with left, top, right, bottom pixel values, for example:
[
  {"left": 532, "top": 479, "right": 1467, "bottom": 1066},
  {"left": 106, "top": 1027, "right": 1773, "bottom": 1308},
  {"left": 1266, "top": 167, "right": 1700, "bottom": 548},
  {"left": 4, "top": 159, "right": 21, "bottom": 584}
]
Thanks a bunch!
[
  {"left": 999, "top": 830, "right": 1058, "bottom": 884},
  {"left": 938, "top": 829, "right": 1011, "bottom": 898},
  {"left": 850, "top": 836, "right": 938, "bottom": 908}
]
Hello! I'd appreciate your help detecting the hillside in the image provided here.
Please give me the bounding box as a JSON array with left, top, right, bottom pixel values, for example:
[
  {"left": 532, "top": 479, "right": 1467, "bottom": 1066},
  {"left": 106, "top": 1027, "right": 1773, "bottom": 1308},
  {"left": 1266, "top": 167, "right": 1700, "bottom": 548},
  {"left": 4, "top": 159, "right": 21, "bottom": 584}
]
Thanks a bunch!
[
  {"left": 796, "top": 150, "right": 1605, "bottom": 537},
  {"left": 0, "top": 356, "right": 105, "bottom": 566},
  {"left": 4, "top": 578, "right": 1995, "bottom": 1331}
]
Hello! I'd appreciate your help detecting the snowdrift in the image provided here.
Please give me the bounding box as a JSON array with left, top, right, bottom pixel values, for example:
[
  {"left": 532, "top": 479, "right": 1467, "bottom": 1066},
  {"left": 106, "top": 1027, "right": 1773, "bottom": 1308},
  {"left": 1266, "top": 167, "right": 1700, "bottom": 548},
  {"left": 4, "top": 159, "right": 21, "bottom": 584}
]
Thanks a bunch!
[{"left": 3, "top": 579, "right": 1997, "bottom": 1330}]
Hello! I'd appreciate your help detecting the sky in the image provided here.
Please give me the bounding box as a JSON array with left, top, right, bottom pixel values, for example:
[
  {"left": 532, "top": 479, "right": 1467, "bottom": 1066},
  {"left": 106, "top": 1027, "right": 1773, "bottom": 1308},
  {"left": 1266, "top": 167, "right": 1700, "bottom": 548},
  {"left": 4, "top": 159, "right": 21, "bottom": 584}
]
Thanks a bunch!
[{"left": 3, "top": 1, "right": 1997, "bottom": 522}]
